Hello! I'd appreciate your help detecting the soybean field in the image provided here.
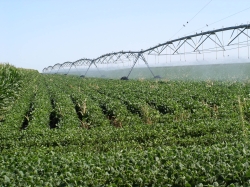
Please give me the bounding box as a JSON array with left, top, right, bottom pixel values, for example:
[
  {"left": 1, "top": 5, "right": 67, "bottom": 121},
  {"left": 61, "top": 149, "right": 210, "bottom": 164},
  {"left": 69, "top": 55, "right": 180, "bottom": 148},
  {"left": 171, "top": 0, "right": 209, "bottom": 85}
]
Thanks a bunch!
[{"left": 1, "top": 64, "right": 250, "bottom": 186}]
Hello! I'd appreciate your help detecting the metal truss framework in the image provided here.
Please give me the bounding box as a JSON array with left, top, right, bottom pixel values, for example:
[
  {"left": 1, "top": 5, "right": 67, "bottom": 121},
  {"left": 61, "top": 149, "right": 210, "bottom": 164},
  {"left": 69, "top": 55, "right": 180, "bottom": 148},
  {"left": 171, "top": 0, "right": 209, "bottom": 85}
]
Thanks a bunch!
[{"left": 43, "top": 24, "right": 250, "bottom": 79}]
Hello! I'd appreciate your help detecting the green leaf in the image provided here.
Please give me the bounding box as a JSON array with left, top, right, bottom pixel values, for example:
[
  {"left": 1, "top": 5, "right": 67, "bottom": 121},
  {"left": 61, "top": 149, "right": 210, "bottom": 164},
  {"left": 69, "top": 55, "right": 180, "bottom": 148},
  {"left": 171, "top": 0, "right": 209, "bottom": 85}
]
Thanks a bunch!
[
  {"left": 246, "top": 170, "right": 250, "bottom": 178},
  {"left": 4, "top": 175, "right": 10, "bottom": 183}
]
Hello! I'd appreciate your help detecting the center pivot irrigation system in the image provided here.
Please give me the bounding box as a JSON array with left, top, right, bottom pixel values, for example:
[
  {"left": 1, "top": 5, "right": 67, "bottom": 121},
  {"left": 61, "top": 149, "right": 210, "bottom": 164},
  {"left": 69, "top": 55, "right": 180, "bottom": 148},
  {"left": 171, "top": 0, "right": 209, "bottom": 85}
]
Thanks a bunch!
[{"left": 43, "top": 23, "right": 250, "bottom": 80}]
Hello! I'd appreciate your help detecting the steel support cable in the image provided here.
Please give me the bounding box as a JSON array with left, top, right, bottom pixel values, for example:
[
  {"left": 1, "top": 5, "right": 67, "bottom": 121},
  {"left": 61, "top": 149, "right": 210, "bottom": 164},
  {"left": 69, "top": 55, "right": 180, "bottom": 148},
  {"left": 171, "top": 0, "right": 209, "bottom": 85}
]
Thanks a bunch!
[
  {"left": 186, "top": 40, "right": 196, "bottom": 51},
  {"left": 73, "top": 64, "right": 79, "bottom": 74},
  {"left": 156, "top": 44, "right": 166, "bottom": 55},
  {"left": 147, "top": 54, "right": 149, "bottom": 65},
  {"left": 189, "top": 0, "right": 213, "bottom": 23},
  {"left": 202, "top": 36, "right": 204, "bottom": 60},
  {"left": 112, "top": 53, "right": 119, "bottom": 63},
  {"left": 203, "top": 33, "right": 225, "bottom": 51},
  {"left": 127, "top": 54, "right": 140, "bottom": 78},
  {"left": 161, "top": 45, "right": 250, "bottom": 56},
  {"left": 180, "top": 45, "right": 181, "bottom": 61},
  {"left": 197, "top": 34, "right": 204, "bottom": 46},
  {"left": 228, "top": 27, "right": 248, "bottom": 46},
  {"left": 171, "top": 43, "right": 179, "bottom": 55},
  {"left": 56, "top": 64, "right": 63, "bottom": 74},
  {"left": 166, "top": 47, "right": 167, "bottom": 63},
  {"left": 215, "top": 33, "right": 225, "bottom": 50},
  {"left": 173, "top": 38, "right": 188, "bottom": 54},
  {"left": 222, "top": 26, "right": 224, "bottom": 57},
  {"left": 194, "top": 34, "right": 207, "bottom": 52},
  {"left": 177, "top": 39, "right": 182, "bottom": 49},
  {"left": 140, "top": 54, "right": 155, "bottom": 77},
  {"left": 114, "top": 53, "right": 122, "bottom": 64},
  {"left": 200, "top": 45, "right": 250, "bottom": 54},
  {"left": 165, "top": 44, "right": 175, "bottom": 55},
  {"left": 116, "top": 53, "right": 125, "bottom": 64},
  {"left": 197, "top": 34, "right": 204, "bottom": 60},
  {"left": 237, "top": 28, "right": 250, "bottom": 40},
  {"left": 212, "top": 45, "right": 247, "bottom": 53},
  {"left": 93, "top": 62, "right": 102, "bottom": 76},
  {"left": 99, "top": 55, "right": 109, "bottom": 64},
  {"left": 66, "top": 63, "right": 73, "bottom": 75},
  {"left": 106, "top": 54, "right": 114, "bottom": 64},
  {"left": 49, "top": 67, "right": 53, "bottom": 74},
  {"left": 196, "top": 36, "right": 198, "bottom": 61},
  {"left": 148, "top": 48, "right": 159, "bottom": 55},
  {"left": 190, "top": 37, "right": 198, "bottom": 52},
  {"left": 248, "top": 22, "right": 249, "bottom": 59},
  {"left": 230, "top": 41, "right": 250, "bottom": 46},
  {"left": 238, "top": 26, "right": 240, "bottom": 59},
  {"left": 170, "top": 47, "right": 171, "bottom": 62},
  {"left": 185, "top": 38, "right": 186, "bottom": 61},
  {"left": 84, "top": 61, "right": 94, "bottom": 77},
  {"left": 169, "top": 0, "right": 213, "bottom": 41},
  {"left": 215, "top": 33, "right": 217, "bottom": 60},
  {"left": 73, "top": 60, "right": 86, "bottom": 75},
  {"left": 156, "top": 42, "right": 250, "bottom": 56},
  {"left": 187, "top": 6, "right": 250, "bottom": 36},
  {"left": 71, "top": 64, "right": 77, "bottom": 75}
]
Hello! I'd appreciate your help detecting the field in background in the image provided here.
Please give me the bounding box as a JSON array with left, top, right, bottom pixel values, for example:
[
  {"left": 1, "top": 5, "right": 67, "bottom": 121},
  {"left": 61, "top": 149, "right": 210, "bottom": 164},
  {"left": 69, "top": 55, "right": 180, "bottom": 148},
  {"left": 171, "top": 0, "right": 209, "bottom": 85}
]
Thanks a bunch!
[
  {"left": 67, "top": 62, "right": 250, "bottom": 80},
  {"left": 1, "top": 64, "right": 250, "bottom": 186}
]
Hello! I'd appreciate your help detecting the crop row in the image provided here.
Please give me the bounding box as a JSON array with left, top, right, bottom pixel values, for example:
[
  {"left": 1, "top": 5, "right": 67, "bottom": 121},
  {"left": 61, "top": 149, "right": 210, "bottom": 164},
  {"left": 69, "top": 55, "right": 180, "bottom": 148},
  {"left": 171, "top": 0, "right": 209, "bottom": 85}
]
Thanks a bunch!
[
  {"left": 2, "top": 75, "right": 248, "bottom": 148},
  {"left": 1, "top": 140, "right": 250, "bottom": 186},
  {"left": 0, "top": 64, "right": 35, "bottom": 121},
  {"left": 1, "top": 73, "right": 250, "bottom": 186},
  {"left": 56, "top": 76, "right": 248, "bottom": 142}
]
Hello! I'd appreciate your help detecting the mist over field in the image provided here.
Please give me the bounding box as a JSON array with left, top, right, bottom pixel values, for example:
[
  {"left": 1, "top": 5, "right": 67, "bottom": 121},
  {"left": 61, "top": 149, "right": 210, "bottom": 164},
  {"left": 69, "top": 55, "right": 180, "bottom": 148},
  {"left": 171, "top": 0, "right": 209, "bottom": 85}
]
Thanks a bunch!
[{"left": 65, "top": 62, "right": 250, "bottom": 81}]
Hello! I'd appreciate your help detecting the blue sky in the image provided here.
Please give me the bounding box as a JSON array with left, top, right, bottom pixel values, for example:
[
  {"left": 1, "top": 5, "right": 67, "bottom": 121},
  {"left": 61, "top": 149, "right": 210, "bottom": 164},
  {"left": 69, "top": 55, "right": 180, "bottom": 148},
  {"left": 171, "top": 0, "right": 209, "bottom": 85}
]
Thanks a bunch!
[{"left": 0, "top": 0, "right": 250, "bottom": 72}]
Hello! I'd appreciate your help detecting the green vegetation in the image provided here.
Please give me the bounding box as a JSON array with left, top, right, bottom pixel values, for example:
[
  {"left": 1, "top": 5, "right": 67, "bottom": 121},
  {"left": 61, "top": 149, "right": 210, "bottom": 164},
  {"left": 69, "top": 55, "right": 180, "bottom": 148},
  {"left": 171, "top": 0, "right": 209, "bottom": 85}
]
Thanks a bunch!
[
  {"left": 0, "top": 64, "right": 21, "bottom": 120},
  {"left": 1, "top": 65, "right": 250, "bottom": 186},
  {"left": 0, "top": 64, "right": 38, "bottom": 121}
]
